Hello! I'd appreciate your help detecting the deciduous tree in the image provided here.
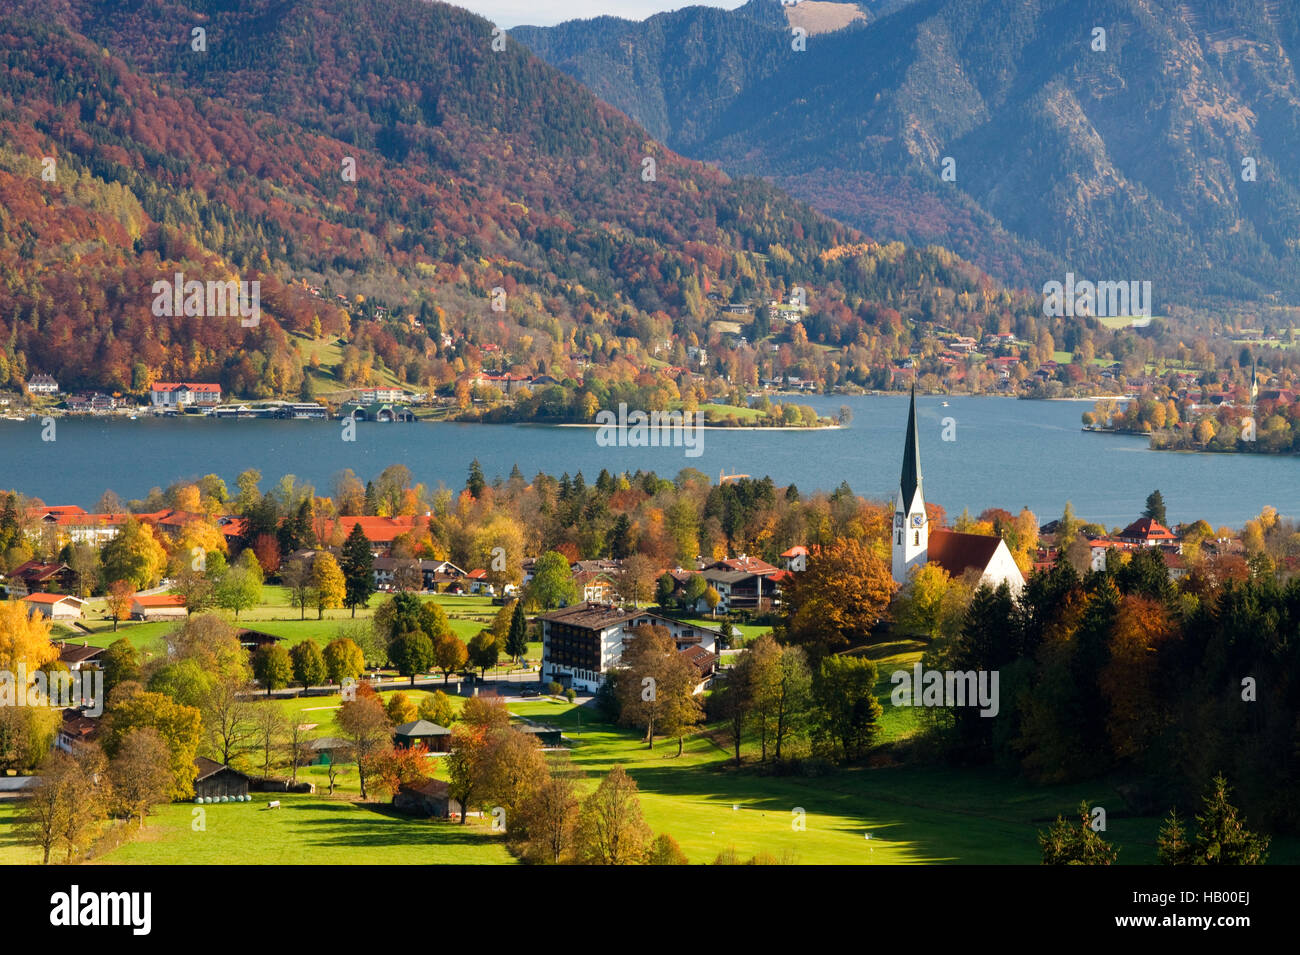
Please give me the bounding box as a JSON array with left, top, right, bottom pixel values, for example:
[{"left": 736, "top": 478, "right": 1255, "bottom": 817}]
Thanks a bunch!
[{"left": 574, "top": 766, "right": 651, "bottom": 865}]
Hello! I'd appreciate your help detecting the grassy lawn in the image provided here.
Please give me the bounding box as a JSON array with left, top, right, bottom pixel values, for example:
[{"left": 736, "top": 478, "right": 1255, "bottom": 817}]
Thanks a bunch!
[
  {"left": 8, "top": 679, "right": 1300, "bottom": 864},
  {"left": 0, "top": 800, "right": 43, "bottom": 864},
  {"left": 297, "top": 333, "right": 409, "bottom": 399},
  {"left": 697, "top": 402, "right": 763, "bottom": 422},
  {"left": 52, "top": 588, "right": 542, "bottom": 665},
  {"left": 93, "top": 794, "right": 514, "bottom": 865},
  {"left": 508, "top": 697, "right": 1300, "bottom": 865},
  {"left": 19, "top": 594, "right": 1300, "bottom": 865}
]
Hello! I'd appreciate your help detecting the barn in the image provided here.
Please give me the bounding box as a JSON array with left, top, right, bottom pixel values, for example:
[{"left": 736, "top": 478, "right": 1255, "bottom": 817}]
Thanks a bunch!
[
  {"left": 393, "top": 778, "right": 460, "bottom": 819},
  {"left": 193, "top": 757, "right": 250, "bottom": 801},
  {"left": 393, "top": 719, "right": 452, "bottom": 753}
]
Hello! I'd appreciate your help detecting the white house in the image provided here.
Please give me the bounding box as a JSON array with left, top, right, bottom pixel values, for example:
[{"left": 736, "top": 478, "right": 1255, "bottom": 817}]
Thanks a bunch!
[
  {"left": 150, "top": 382, "right": 222, "bottom": 409},
  {"left": 21, "top": 593, "right": 84, "bottom": 620},
  {"left": 130, "top": 594, "right": 188, "bottom": 620},
  {"left": 26, "top": 374, "right": 59, "bottom": 396},
  {"left": 537, "top": 603, "right": 722, "bottom": 693}
]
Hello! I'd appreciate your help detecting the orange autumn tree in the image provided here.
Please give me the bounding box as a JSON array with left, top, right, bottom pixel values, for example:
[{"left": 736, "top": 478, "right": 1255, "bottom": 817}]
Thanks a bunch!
[
  {"left": 780, "top": 537, "right": 894, "bottom": 659},
  {"left": 105, "top": 580, "right": 136, "bottom": 633},
  {"left": 1100, "top": 596, "right": 1173, "bottom": 761}
]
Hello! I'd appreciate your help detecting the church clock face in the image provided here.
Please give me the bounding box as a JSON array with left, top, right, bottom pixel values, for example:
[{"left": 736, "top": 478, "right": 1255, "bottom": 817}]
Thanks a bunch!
[
  {"left": 895, "top": 513, "right": 905, "bottom": 529},
  {"left": 910, "top": 513, "right": 925, "bottom": 528}
]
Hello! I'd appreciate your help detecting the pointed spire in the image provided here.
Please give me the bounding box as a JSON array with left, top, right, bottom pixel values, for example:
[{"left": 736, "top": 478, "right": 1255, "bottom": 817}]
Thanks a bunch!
[{"left": 900, "top": 385, "right": 922, "bottom": 509}]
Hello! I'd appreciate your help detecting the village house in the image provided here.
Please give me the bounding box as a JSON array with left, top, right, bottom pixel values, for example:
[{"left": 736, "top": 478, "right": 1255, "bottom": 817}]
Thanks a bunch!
[
  {"left": 21, "top": 593, "right": 84, "bottom": 620},
  {"left": 1114, "top": 517, "right": 1179, "bottom": 548},
  {"left": 26, "top": 374, "right": 59, "bottom": 396},
  {"left": 130, "top": 594, "right": 187, "bottom": 620},
  {"left": 467, "top": 371, "right": 533, "bottom": 395},
  {"left": 321, "top": 515, "right": 422, "bottom": 551},
  {"left": 150, "top": 382, "right": 222, "bottom": 409},
  {"left": 372, "top": 557, "right": 467, "bottom": 592},
  {"left": 56, "top": 709, "right": 99, "bottom": 754},
  {"left": 537, "top": 602, "right": 722, "bottom": 693},
  {"left": 393, "top": 720, "right": 452, "bottom": 753},
  {"left": 66, "top": 393, "right": 120, "bottom": 413},
  {"left": 4, "top": 560, "right": 73, "bottom": 597},
  {"left": 54, "top": 641, "right": 104, "bottom": 672},
  {"left": 234, "top": 628, "right": 284, "bottom": 655},
  {"left": 678, "top": 645, "right": 718, "bottom": 692},
  {"left": 692, "top": 555, "right": 782, "bottom": 612},
  {"left": 462, "top": 568, "right": 493, "bottom": 595},
  {"left": 22, "top": 505, "right": 130, "bottom": 548},
  {"left": 359, "top": 387, "right": 409, "bottom": 403}
]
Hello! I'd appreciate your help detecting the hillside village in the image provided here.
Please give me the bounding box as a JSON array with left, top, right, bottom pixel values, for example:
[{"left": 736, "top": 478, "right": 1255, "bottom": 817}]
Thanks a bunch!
[{"left": 5, "top": 278, "right": 1298, "bottom": 444}]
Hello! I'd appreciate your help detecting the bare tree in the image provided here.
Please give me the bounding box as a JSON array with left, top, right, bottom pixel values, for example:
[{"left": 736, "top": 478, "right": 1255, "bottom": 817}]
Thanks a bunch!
[
  {"left": 252, "top": 701, "right": 289, "bottom": 780},
  {"left": 109, "top": 727, "right": 172, "bottom": 829},
  {"left": 285, "top": 721, "right": 310, "bottom": 787},
  {"left": 202, "top": 677, "right": 257, "bottom": 767}
]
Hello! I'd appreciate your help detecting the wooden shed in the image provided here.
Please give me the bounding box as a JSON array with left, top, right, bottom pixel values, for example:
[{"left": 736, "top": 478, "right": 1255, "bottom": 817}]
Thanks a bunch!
[
  {"left": 393, "top": 720, "right": 452, "bottom": 753},
  {"left": 393, "top": 778, "right": 461, "bottom": 819},
  {"left": 193, "top": 757, "right": 250, "bottom": 800}
]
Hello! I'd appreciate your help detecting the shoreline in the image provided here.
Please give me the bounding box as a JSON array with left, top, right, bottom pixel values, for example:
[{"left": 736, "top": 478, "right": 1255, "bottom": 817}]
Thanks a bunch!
[{"left": 551, "top": 422, "right": 842, "bottom": 432}]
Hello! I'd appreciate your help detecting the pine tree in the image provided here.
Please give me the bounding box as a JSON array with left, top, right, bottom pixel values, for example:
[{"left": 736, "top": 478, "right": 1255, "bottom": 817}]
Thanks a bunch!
[
  {"left": 1143, "top": 490, "right": 1167, "bottom": 526},
  {"left": 1158, "top": 776, "right": 1269, "bottom": 865},
  {"left": 1038, "top": 802, "right": 1118, "bottom": 865},
  {"left": 505, "top": 600, "right": 529, "bottom": 664},
  {"left": 467, "top": 459, "right": 486, "bottom": 498},
  {"left": 340, "top": 523, "right": 375, "bottom": 617}
]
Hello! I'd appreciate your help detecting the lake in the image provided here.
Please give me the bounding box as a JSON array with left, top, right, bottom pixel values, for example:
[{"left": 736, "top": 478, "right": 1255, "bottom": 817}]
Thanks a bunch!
[{"left": 0, "top": 395, "right": 1294, "bottom": 528}]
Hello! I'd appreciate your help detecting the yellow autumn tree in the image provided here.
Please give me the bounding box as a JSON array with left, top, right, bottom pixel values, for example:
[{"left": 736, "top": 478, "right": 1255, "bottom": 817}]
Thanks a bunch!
[{"left": 0, "top": 601, "right": 58, "bottom": 672}]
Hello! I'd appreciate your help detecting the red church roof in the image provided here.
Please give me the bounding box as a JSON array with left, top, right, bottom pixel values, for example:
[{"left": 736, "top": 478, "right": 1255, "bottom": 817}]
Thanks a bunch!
[{"left": 927, "top": 530, "right": 1003, "bottom": 579}]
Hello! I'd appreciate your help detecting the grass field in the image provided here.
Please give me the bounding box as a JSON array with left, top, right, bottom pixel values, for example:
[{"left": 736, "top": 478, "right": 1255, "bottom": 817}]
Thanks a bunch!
[
  {"left": 89, "top": 795, "right": 514, "bottom": 865},
  {"left": 8, "top": 679, "right": 1300, "bottom": 864},
  {"left": 50, "top": 589, "right": 543, "bottom": 666},
  {"left": 16, "top": 588, "right": 1300, "bottom": 865}
]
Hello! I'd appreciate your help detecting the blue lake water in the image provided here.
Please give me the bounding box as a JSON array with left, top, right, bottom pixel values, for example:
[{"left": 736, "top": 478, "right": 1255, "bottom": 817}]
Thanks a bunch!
[{"left": 0, "top": 395, "right": 1294, "bottom": 527}]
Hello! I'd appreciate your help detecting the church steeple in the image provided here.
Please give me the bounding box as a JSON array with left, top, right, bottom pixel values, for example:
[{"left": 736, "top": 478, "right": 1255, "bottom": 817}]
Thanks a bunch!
[
  {"left": 900, "top": 385, "right": 922, "bottom": 510},
  {"left": 893, "top": 386, "right": 928, "bottom": 585}
]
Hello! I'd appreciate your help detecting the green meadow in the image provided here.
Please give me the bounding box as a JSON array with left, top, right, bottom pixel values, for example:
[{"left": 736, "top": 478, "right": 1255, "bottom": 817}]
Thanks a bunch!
[{"left": 16, "top": 593, "right": 1298, "bottom": 865}]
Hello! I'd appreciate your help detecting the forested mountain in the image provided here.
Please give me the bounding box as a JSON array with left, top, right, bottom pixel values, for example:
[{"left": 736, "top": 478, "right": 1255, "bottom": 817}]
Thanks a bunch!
[
  {"left": 516, "top": 0, "right": 1300, "bottom": 304},
  {"left": 0, "top": 0, "right": 990, "bottom": 397}
]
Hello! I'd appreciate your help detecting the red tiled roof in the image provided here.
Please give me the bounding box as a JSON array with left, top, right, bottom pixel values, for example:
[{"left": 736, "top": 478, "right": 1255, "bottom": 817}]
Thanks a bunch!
[
  {"left": 323, "top": 516, "right": 420, "bottom": 543},
  {"left": 1117, "top": 517, "right": 1177, "bottom": 541},
  {"left": 152, "top": 382, "right": 221, "bottom": 393},
  {"left": 24, "top": 505, "right": 86, "bottom": 518},
  {"left": 927, "top": 530, "right": 1002, "bottom": 579},
  {"left": 132, "top": 594, "right": 186, "bottom": 608},
  {"left": 22, "top": 592, "right": 80, "bottom": 605}
]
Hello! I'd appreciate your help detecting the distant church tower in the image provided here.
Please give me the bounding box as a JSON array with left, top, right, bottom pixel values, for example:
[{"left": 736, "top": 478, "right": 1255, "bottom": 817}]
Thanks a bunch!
[{"left": 893, "top": 387, "right": 928, "bottom": 584}]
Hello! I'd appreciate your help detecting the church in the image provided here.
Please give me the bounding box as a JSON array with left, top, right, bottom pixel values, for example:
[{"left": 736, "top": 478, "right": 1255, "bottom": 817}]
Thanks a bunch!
[{"left": 892, "top": 389, "right": 1025, "bottom": 593}]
